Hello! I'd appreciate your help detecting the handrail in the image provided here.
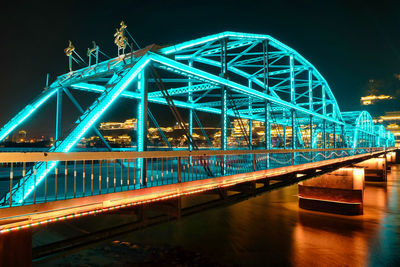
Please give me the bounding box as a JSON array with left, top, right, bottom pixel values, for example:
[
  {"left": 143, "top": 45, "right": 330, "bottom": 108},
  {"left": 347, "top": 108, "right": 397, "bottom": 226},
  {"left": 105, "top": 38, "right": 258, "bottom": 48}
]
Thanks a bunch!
[{"left": 0, "top": 147, "right": 391, "bottom": 163}]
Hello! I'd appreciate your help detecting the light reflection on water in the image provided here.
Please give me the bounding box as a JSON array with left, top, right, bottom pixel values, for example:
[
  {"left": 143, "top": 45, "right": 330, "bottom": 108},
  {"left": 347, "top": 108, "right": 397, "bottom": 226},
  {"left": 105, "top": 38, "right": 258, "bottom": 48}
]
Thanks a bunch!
[
  {"left": 122, "top": 165, "right": 400, "bottom": 266},
  {"left": 368, "top": 165, "right": 400, "bottom": 266}
]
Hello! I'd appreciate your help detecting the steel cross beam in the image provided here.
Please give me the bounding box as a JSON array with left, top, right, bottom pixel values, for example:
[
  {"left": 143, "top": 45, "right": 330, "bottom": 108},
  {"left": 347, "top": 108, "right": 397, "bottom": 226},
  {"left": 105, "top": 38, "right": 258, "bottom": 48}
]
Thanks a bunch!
[
  {"left": 149, "top": 52, "right": 344, "bottom": 125},
  {"left": 191, "top": 56, "right": 282, "bottom": 99},
  {"left": 70, "top": 83, "right": 195, "bottom": 110},
  {"left": 62, "top": 88, "right": 113, "bottom": 151},
  {"left": 194, "top": 97, "right": 252, "bottom": 108},
  {"left": 69, "top": 81, "right": 255, "bottom": 120},
  {"left": 162, "top": 31, "right": 344, "bottom": 121},
  {"left": 148, "top": 83, "right": 218, "bottom": 98}
]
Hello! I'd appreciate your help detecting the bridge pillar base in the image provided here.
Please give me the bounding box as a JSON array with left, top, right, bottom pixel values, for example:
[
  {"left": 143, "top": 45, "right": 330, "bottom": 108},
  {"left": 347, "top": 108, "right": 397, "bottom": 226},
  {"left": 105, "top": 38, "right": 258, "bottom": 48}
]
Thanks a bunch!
[
  {"left": 387, "top": 151, "right": 398, "bottom": 164},
  {"left": 354, "top": 158, "right": 387, "bottom": 182},
  {"left": 0, "top": 228, "right": 32, "bottom": 266},
  {"left": 298, "top": 167, "right": 364, "bottom": 215}
]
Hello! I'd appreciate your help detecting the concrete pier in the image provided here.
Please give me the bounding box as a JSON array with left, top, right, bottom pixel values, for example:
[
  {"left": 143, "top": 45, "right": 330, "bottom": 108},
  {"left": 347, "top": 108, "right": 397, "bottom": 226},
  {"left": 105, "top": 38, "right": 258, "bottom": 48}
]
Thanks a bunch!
[
  {"left": 386, "top": 151, "right": 397, "bottom": 164},
  {"left": 355, "top": 158, "right": 387, "bottom": 182},
  {"left": 298, "top": 168, "right": 365, "bottom": 215}
]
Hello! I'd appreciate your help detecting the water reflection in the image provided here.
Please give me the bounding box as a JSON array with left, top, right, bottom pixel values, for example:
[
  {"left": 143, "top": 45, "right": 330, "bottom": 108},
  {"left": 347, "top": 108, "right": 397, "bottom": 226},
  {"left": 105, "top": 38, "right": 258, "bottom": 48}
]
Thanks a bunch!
[
  {"left": 120, "top": 168, "right": 399, "bottom": 266},
  {"left": 368, "top": 165, "right": 400, "bottom": 266},
  {"left": 293, "top": 165, "right": 399, "bottom": 266},
  {"left": 294, "top": 217, "right": 368, "bottom": 266},
  {"left": 41, "top": 165, "right": 400, "bottom": 266}
]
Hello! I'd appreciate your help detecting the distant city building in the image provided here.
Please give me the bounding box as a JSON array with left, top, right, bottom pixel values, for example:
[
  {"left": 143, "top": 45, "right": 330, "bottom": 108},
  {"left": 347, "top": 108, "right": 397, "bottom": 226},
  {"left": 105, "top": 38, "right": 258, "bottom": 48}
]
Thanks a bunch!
[
  {"left": 360, "top": 94, "right": 393, "bottom": 106},
  {"left": 0, "top": 129, "right": 52, "bottom": 148},
  {"left": 84, "top": 118, "right": 139, "bottom": 147},
  {"left": 80, "top": 118, "right": 275, "bottom": 148},
  {"left": 99, "top": 118, "right": 137, "bottom": 131},
  {"left": 18, "top": 130, "right": 27, "bottom": 143}
]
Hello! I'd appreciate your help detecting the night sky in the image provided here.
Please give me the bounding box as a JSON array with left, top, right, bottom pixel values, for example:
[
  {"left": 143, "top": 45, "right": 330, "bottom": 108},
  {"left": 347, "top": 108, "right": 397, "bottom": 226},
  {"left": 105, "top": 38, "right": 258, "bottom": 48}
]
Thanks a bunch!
[{"left": 0, "top": 0, "right": 399, "bottom": 137}]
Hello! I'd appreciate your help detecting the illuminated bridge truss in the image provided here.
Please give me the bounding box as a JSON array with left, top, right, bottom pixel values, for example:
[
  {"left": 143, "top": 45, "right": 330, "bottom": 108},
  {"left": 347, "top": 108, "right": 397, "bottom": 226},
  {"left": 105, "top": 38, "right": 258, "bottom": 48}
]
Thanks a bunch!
[{"left": 0, "top": 31, "right": 394, "bottom": 204}]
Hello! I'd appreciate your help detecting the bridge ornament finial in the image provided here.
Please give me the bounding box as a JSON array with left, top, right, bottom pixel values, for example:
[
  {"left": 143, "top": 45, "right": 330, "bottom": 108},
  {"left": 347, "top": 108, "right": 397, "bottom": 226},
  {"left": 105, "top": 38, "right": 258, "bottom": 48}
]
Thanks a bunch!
[
  {"left": 64, "top": 40, "right": 75, "bottom": 72},
  {"left": 87, "top": 41, "right": 98, "bottom": 66},
  {"left": 87, "top": 41, "right": 97, "bottom": 57},
  {"left": 114, "top": 21, "right": 128, "bottom": 56}
]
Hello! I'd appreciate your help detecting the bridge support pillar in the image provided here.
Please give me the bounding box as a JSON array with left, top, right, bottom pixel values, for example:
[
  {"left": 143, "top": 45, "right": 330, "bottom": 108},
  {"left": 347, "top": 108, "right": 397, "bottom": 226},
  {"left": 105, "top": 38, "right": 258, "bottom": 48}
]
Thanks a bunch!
[
  {"left": 298, "top": 167, "right": 365, "bottom": 215},
  {"left": 354, "top": 157, "right": 387, "bottom": 182},
  {"left": 386, "top": 151, "right": 397, "bottom": 164},
  {"left": 0, "top": 228, "right": 32, "bottom": 266}
]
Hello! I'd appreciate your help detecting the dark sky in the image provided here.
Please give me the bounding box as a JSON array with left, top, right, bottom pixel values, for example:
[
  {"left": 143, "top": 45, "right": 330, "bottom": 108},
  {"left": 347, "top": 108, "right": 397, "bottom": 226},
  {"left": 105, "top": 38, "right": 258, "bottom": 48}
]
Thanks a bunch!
[{"left": 0, "top": 0, "right": 399, "bottom": 137}]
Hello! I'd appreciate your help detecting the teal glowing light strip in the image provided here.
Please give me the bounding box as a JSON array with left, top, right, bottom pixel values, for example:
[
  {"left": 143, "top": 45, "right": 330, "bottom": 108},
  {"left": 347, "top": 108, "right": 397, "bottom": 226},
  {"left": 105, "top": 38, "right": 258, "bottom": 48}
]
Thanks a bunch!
[
  {"left": 4, "top": 31, "right": 393, "bottom": 204},
  {"left": 150, "top": 52, "right": 344, "bottom": 125},
  {"left": 12, "top": 56, "right": 151, "bottom": 203},
  {"left": 161, "top": 31, "right": 343, "bottom": 121},
  {"left": 0, "top": 88, "right": 58, "bottom": 142}
]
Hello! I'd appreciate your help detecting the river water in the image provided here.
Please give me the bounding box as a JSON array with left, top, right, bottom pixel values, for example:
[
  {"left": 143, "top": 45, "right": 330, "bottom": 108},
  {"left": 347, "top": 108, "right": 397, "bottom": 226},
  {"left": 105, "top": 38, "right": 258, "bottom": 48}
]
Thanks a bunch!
[{"left": 39, "top": 164, "right": 400, "bottom": 266}]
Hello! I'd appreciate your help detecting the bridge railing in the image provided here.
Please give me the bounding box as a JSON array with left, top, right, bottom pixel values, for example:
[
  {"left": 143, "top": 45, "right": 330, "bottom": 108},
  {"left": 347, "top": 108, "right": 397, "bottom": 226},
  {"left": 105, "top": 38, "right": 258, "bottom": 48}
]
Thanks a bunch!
[{"left": 0, "top": 147, "right": 384, "bottom": 208}]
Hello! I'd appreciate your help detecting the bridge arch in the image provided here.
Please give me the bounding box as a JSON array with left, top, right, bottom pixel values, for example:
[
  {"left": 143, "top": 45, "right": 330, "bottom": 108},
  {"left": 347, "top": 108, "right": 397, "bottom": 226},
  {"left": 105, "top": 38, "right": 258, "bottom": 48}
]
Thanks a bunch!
[
  {"left": 342, "top": 111, "right": 376, "bottom": 148},
  {"left": 387, "top": 132, "right": 395, "bottom": 147},
  {"left": 162, "top": 31, "right": 343, "bottom": 123},
  {"left": 0, "top": 31, "right": 393, "bottom": 204},
  {"left": 374, "top": 125, "right": 386, "bottom": 147}
]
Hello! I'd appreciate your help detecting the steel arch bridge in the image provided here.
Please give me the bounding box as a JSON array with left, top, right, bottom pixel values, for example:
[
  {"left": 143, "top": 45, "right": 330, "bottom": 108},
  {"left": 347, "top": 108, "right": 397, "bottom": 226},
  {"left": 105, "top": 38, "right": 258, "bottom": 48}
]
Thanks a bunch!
[{"left": 0, "top": 31, "right": 394, "bottom": 205}]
